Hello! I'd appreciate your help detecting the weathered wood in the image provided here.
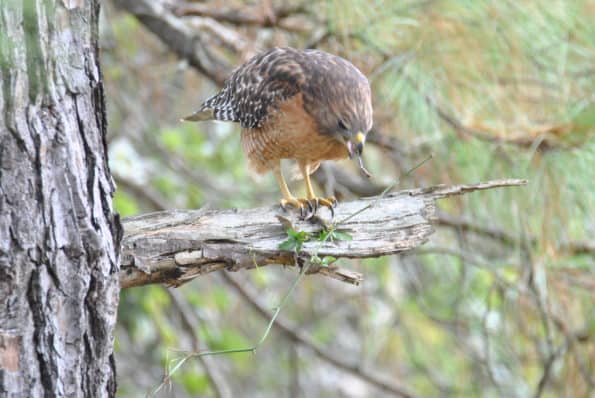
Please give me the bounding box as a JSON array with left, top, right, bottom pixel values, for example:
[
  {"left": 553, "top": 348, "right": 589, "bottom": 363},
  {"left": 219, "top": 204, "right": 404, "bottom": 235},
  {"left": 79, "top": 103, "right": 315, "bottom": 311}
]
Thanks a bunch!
[
  {"left": 0, "top": 1, "right": 120, "bottom": 396},
  {"left": 120, "top": 179, "right": 526, "bottom": 288}
]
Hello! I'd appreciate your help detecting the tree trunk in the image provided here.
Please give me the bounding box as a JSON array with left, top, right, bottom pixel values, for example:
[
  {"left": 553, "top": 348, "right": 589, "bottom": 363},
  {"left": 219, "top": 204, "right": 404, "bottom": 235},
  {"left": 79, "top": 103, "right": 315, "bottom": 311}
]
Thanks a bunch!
[{"left": 0, "top": 1, "right": 120, "bottom": 397}]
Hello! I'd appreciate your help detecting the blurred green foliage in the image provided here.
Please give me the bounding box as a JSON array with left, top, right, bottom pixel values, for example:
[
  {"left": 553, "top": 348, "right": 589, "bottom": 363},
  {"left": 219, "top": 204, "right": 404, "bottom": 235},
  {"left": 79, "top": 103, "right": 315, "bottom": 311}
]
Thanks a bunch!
[{"left": 104, "top": 0, "right": 593, "bottom": 397}]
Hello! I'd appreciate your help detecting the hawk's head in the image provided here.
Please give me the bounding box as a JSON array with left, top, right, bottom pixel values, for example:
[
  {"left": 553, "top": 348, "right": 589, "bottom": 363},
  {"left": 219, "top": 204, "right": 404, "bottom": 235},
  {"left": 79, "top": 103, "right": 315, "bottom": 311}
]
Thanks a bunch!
[{"left": 300, "top": 50, "right": 373, "bottom": 159}]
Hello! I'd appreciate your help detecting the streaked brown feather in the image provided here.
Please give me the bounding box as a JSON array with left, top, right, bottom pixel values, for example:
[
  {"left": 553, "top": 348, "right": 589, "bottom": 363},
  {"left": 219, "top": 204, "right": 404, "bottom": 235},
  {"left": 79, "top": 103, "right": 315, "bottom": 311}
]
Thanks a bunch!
[{"left": 241, "top": 93, "right": 348, "bottom": 174}]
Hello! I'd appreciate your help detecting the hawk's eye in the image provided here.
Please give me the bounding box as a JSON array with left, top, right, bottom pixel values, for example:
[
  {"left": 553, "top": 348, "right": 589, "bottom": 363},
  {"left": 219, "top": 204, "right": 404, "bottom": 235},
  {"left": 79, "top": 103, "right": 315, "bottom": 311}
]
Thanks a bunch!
[{"left": 338, "top": 119, "right": 348, "bottom": 130}]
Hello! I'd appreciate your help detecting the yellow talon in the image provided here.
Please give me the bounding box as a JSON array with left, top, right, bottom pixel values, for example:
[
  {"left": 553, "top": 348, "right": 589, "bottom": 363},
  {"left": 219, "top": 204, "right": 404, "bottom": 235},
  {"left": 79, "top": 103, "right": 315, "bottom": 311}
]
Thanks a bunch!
[
  {"left": 280, "top": 197, "right": 311, "bottom": 218},
  {"left": 280, "top": 197, "right": 308, "bottom": 209},
  {"left": 315, "top": 197, "right": 337, "bottom": 209},
  {"left": 280, "top": 196, "right": 336, "bottom": 218},
  {"left": 275, "top": 162, "right": 337, "bottom": 219},
  {"left": 310, "top": 197, "right": 337, "bottom": 217}
]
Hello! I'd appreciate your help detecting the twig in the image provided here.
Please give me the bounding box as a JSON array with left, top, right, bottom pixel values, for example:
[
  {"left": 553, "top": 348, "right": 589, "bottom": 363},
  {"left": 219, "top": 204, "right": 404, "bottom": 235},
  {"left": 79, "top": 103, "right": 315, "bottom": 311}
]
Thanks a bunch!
[
  {"left": 222, "top": 272, "right": 420, "bottom": 398},
  {"left": 150, "top": 261, "right": 313, "bottom": 397},
  {"left": 167, "top": 289, "right": 232, "bottom": 398},
  {"left": 533, "top": 343, "right": 566, "bottom": 398},
  {"left": 152, "top": 191, "right": 385, "bottom": 394},
  {"left": 118, "top": 166, "right": 413, "bottom": 397}
]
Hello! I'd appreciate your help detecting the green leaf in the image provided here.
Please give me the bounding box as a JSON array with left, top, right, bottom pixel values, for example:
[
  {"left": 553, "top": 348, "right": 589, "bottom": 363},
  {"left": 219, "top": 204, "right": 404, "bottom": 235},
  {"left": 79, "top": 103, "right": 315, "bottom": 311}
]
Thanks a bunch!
[
  {"left": 309, "top": 255, "right": 336, "bottom": 267},
  {"left": 278, "top": 239, "right": 297, "bottom": 251},
  {"left": 279, "top": 228, "right": 310, "bottom": 252},
  {"left": 294, "top": 231, "right": 309, "bottom": 241},
  {"left": 321, "top": 256, "right": 337, "bottom": 265},
  {"left": 318, "top": 230, "right": 331, "bottom": 241}
]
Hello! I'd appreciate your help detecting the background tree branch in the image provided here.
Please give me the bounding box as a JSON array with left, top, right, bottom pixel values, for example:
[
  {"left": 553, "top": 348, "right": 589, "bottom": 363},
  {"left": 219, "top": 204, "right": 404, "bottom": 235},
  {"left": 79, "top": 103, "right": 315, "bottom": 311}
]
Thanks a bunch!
[{"left": 112, "top": 0, "right": 232, "bottom": 84}]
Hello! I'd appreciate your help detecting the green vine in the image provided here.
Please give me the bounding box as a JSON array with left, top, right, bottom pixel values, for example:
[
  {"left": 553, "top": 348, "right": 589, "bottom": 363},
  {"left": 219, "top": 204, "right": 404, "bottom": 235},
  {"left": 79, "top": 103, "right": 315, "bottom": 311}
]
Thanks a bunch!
[{"left": 151, "top": 155, "right": 434, "bottom": 395}]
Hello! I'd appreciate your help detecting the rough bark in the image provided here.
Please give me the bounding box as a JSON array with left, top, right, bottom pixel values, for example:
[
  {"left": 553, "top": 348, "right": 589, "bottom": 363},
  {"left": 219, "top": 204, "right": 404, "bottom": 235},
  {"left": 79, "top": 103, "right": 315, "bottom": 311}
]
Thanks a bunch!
[
  {"left": 0, "top": 1, "right": 120, "bottom": 397},
  {"left": 120, "top": 179, "right": 526, "bottom": 288}
]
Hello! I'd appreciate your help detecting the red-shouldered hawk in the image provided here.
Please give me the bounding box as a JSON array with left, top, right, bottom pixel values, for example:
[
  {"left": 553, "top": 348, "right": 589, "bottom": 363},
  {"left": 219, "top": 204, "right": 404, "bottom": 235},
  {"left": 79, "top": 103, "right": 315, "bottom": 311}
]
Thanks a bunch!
[{"left": 183, "top": 47, "right": 373, "bottom": 217}]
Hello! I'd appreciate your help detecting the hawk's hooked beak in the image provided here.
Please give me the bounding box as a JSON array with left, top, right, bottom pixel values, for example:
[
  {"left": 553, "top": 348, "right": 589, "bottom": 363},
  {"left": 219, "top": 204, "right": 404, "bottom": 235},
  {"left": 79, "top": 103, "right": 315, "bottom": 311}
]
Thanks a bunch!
[
  {"left": 347, "top": 132, "right": 365, "bottom": 159},
  {"left": 346, "top": 132, "right": 372, "bottom": 178}
]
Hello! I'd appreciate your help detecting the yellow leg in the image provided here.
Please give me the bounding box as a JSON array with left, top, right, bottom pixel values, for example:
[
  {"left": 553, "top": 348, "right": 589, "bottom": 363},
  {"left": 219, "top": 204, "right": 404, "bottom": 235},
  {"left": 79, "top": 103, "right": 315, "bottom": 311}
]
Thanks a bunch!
[
  {"left": 299, "top": 162, "right": 316, "bottom": 200},
  {"left": 298, "top": 161, "right": 337, "bottom": 214},
  {"left": 273, "top": 165, "right": 311, "bottom": 216},
  {"left": 275, "top": 161, "right": 337, "bottom": 218},
  {"left": 273, "top": 167, "right": 294, "bottom": 201}
]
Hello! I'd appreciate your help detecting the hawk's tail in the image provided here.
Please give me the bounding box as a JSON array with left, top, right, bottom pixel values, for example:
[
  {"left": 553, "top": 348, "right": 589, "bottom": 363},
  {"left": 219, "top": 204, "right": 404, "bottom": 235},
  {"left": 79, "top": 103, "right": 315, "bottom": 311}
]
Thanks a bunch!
[
  {"left": 180, "top": 108, "right": 214, "bottom": 122},
  {"left": 181, "top": 91, "right": 238, "bottom": 123}
]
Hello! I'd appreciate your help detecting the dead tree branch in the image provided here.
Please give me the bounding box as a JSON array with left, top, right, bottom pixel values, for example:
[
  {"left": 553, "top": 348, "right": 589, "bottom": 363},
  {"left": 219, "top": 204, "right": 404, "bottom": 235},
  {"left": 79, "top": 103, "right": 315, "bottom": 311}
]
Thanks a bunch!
[{"left": 119, "top": 179, "right": 527, "bottom": 288}]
